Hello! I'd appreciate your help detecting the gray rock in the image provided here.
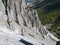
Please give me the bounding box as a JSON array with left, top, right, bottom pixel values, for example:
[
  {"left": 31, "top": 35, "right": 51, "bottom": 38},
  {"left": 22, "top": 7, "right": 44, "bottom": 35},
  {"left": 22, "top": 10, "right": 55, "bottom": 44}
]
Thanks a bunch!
[{"left": 0, "top": 0, "right": 59, "bottom": 45}]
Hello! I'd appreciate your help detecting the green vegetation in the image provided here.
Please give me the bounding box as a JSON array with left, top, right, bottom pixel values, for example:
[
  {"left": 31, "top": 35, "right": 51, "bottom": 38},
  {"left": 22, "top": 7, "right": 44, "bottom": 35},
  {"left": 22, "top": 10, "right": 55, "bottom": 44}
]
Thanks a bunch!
[{"left": 36, "top": 0, "right": 60, "bottom": 38}]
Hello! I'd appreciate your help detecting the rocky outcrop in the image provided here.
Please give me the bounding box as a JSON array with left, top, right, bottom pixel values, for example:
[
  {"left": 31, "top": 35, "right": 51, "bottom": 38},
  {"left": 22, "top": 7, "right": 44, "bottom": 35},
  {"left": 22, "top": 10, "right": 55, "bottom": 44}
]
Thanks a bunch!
[{"left": 0, "top": 0, "right": 59, "bottom": 45}]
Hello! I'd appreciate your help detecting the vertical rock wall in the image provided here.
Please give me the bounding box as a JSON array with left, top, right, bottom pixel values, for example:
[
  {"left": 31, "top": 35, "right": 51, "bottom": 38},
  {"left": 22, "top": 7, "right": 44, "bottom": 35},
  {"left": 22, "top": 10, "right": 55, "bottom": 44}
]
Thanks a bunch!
[{"left": 0, "top": 0, "right": 59, "bottom": 45}]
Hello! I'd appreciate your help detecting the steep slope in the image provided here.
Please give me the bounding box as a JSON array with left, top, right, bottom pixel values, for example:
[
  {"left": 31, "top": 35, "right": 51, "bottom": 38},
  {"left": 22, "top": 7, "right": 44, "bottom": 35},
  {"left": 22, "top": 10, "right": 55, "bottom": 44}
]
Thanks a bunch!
[{"left": 0, "top": 0, "right": 60, "bottom": 45}]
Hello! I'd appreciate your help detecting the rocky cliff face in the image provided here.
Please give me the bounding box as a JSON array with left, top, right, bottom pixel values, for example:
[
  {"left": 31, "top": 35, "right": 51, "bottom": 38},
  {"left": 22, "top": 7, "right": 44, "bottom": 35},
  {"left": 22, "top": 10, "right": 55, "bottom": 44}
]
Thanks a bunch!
[{"left": 0, "top": 0, "right": 59, "bottom": 45}]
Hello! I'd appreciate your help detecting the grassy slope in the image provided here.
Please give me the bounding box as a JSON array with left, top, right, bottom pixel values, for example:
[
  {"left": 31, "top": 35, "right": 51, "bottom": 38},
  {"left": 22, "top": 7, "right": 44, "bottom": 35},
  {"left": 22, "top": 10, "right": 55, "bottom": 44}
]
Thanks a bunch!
[{"left": 36, "top": 0, "right": 60, "bottom": 38}]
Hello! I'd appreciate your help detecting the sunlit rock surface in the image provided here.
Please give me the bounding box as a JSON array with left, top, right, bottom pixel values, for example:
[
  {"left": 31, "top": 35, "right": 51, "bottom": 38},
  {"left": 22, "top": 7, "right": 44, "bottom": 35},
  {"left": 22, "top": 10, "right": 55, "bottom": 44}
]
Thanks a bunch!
[{"left": 0, "top": 0, "right": 60, "bottom": 45}]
